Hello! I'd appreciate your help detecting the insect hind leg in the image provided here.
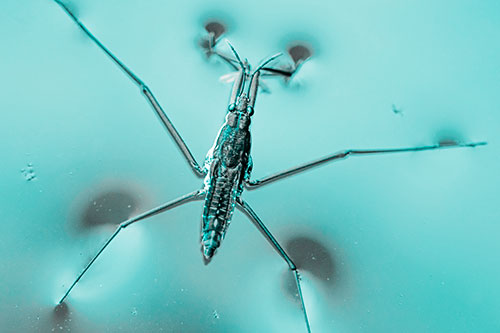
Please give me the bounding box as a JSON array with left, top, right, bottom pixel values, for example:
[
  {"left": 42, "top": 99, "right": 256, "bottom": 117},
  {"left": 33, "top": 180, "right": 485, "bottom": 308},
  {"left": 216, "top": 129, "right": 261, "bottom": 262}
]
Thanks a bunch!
[
  {"left": 58, "top": 190, "right": 204, "bottom": 305},
  {"left": 236, "top": 198, "right": 311, "bottom": 333}
]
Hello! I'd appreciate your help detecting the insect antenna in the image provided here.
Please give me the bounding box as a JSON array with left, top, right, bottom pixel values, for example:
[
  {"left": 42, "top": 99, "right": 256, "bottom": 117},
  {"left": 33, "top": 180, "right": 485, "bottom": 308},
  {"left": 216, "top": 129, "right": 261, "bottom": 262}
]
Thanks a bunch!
[
  {"left": 226, "top": 40, "right": 246, "bottom": 71},
  {"left": 247, "top": 52, "right": 282, "bottom": 96},
  {"left": 252, "top": 52, "right": 283, "bottom": 75}
]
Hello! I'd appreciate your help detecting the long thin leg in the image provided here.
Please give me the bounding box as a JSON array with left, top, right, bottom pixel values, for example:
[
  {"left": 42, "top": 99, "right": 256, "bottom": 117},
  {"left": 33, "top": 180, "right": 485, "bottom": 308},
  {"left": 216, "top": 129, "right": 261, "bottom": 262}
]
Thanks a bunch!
[
  {"left": 53, "top": 1, "right": 205, "bottom": 177},
  {"left": 246, "top": 141, "right": 487, "bottom": 189},
  {"left": 236, "top": 199, "right": 311, "bottom": 333},
  {"left": 261, "top": 66, "right": 296, "bottom": 78},
  {"left": 58, "top": 189, "right": 205, "bottom": 305}
]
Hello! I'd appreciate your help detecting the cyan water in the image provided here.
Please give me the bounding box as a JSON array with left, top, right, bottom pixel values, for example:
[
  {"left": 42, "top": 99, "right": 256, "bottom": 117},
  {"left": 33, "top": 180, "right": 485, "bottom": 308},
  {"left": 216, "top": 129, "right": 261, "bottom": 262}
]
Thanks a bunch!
[{"left": 1, "top": 0, "right": 499, "bottom": 332}]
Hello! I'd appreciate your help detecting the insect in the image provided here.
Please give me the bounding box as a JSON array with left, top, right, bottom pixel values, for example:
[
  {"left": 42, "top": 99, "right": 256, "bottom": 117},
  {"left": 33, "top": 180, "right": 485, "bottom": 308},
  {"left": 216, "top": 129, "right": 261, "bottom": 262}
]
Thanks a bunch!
[
  {"left": 53, "top": 1, "right": 486, "bottom": 332},
  {"left": 392, "top": 103, "right": 404, "bottom": 116}
]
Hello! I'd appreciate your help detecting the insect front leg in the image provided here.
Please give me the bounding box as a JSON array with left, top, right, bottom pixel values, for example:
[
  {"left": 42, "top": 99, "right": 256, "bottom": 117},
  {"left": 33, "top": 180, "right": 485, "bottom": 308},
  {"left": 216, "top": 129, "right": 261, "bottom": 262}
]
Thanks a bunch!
[
  {"left": 58, "top": 190, "right": 205, "bottom": 305},
  {"left": 236, "top": 198, "right": 311, "bottom": 333},
  {"left": 246, "top": 141, "right": 487, "bottom": 189},
  {"left": 53, "top": 0, "right": 206, "bottom": 177}
]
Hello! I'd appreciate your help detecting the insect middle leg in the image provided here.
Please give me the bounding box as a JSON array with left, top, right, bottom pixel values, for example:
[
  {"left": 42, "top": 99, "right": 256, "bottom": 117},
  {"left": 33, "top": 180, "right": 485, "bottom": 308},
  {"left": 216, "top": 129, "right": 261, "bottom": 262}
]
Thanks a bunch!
[
  {"left": 58, "top": 190, "right": 205, "bottom": 305},
  {"left": 246, "top": 141, "right": 487, "bottom": 189},
  {"left": 236, "top": 198, "right": 311, "bottom": 333},
  {"left": 53, "top": 0, "right": 205, "bottom": 177}
]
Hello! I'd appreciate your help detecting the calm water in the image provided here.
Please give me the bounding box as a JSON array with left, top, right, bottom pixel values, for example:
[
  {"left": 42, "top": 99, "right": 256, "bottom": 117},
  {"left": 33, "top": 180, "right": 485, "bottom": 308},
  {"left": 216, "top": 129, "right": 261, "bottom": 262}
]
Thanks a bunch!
[{"left": 1, "top": 0, "right": 499, "bottom": 332}]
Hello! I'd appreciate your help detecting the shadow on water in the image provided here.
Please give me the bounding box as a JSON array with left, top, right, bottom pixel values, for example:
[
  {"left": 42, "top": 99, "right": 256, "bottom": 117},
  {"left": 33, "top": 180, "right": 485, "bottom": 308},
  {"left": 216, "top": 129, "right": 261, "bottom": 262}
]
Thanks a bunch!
[
  {"left": 280, "top": 233, "right": 348, "bottom": 304},
  {"left": 80, "top": 189, "right": 140, "bottom": 229},
  {"left": 287, "top": 43, "right": 313, "bottom": 67},
  {"left": 286, "top": 236, "right": 335, "bottom": 284},
  {"left": 199, "top": 19, "right": 227, "bottom": 55},
  {"left": 50, "top": 302, "right": 73, "bottom": 332}
]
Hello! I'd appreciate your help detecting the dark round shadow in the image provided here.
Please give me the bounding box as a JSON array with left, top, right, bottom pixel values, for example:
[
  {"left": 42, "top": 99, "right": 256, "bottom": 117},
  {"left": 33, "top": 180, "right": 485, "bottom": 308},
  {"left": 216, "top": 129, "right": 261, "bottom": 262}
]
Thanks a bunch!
[
  {"left": 287, "top": 43, "right": 313, "bottom": 66},
  {"left": 199, "top": 19, "right": 226, "bottom": 53},
  {"left": 204, "top": 20, "right": 226, "bottom": 40},
  {"left": 51, "top": 302, "right": 72, "bottom": 331},
  {"left": 286, "top": 236, "right": 335, "bottom": 283},
  {"left": 281, "top": 235, "right": 336, "bottom": 301},
  {"left": 81, "top": 189, "right": 139, "bottom": 229}
]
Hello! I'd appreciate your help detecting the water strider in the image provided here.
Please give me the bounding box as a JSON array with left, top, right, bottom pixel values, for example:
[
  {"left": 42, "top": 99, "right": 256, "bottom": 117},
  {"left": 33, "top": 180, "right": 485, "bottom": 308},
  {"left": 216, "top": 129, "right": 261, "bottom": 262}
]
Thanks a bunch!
[{"left": 53, "top": 1, "right": 486, "bottom": 331}]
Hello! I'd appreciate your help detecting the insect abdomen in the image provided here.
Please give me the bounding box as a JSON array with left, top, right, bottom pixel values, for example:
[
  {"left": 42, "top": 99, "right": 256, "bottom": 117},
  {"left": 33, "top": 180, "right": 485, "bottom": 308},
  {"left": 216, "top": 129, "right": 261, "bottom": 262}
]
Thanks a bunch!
[{"left": 201, "top": 175, "right": 237, "bottom": 262}]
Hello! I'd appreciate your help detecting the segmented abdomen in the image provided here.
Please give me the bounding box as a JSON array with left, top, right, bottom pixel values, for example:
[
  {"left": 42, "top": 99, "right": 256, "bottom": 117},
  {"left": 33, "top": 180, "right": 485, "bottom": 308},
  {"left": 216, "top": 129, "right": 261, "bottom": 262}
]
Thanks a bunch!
[{"left": 201, "top": 173, "right": 238, "bottom": 260}]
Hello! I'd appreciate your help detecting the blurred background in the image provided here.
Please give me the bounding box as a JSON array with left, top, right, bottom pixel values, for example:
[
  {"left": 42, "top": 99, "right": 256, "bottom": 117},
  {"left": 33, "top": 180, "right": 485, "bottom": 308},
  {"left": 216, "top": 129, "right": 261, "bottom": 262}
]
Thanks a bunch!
[{"left": 1, "top": 0, "right": 499, "bottom": 331}]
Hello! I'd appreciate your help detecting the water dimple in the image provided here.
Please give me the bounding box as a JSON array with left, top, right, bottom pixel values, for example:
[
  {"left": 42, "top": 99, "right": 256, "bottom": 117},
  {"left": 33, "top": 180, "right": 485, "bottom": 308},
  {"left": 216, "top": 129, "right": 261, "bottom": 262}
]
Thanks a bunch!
[
  {"left": 21, "top": 163, "right": 36, "bottom": 181},
  {"left": 199, "top": 19, "right": 227, "bottom": 55},
  {"left": 81, "top": 189, "right": 139, "bottom": 229},
  {"left": 287, "top": 43, "right": 313, "bottom": 66},
  {"left": 204, "top": 20, "right": 226, "bottom": 40},
  {"left": 438, "top": 139, "right": 458, "bottom": 147}
]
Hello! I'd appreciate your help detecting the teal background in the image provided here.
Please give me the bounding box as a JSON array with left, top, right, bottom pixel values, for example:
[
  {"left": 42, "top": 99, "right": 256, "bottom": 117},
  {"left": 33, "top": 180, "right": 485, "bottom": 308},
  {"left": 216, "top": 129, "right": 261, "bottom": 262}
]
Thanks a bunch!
[{"left": 1, "top": 0, "right": 499, "bottom": 332}]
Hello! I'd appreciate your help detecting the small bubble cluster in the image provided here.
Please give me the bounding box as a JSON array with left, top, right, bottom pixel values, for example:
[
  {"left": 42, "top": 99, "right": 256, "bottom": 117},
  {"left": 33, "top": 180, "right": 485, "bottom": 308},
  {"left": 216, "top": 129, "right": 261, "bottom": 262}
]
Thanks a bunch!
[{"left": 21, "top": 163, "right": 36, "bottom": 181}]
